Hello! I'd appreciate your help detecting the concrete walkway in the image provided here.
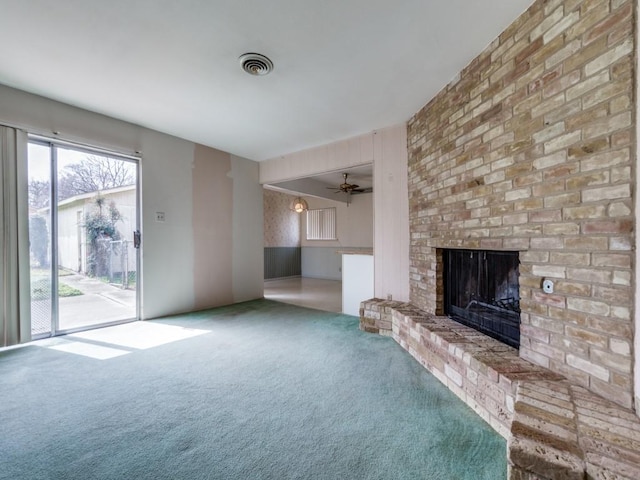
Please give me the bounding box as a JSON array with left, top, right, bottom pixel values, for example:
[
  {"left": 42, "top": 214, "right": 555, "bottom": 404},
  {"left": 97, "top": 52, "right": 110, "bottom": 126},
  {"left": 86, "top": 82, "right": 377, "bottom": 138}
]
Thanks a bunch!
[{"left": 57, "top": 273, "right": 136, "bottom": 331}]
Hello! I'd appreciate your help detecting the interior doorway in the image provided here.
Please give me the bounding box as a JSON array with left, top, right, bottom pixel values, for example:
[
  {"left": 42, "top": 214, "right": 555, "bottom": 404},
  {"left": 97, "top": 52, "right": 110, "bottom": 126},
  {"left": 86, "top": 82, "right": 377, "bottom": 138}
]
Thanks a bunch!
[{"left": 27, "top": 139, "right": 140, "bottom": 337}]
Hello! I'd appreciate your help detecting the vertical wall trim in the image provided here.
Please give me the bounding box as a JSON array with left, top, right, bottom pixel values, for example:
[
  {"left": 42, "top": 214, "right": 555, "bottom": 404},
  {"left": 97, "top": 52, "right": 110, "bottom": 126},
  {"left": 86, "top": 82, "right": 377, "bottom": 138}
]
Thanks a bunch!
[
  {"left": 373, "top": 125, "right": 410, "bottom": 302},
  {"left": 634, "top": 0, "right": 639, "bottom": 414},
  {"left": 0, "top": 127, "right": 30, "bottom": 346}
]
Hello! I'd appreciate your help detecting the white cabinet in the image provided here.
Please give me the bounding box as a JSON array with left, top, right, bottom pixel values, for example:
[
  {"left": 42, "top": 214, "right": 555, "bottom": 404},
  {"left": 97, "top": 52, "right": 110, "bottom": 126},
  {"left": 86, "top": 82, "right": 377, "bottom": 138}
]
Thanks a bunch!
[{"left": 342, "top": 254, "right": 374, "bottom": 316}]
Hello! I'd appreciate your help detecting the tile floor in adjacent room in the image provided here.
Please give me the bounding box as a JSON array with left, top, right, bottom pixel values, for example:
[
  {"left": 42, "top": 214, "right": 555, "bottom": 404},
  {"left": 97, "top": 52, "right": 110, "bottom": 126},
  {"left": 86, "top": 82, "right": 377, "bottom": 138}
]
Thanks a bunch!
[{"left": 264, "top": 277, "right": 342, "bottom": 314}]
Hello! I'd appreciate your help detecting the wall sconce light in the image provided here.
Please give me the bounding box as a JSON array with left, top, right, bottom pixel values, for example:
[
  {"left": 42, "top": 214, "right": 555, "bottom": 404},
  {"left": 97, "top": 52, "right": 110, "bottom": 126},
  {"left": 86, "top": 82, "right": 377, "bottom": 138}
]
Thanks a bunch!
[{"left": 289, "top": 197, "right": 309, "bottom": 213}]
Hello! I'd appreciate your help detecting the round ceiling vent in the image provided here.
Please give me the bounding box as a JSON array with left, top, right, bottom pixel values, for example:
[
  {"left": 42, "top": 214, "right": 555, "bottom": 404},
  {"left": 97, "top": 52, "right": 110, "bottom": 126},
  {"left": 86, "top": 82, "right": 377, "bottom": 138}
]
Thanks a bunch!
[{"left": 239, "top": 53, "right": 274, "bottom": 76}]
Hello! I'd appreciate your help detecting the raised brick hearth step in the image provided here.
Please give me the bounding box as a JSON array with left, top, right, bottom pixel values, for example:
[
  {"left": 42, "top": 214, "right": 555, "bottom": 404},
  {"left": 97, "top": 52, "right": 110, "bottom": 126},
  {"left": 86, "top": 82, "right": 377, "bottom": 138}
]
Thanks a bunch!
[{"left": 360, "top": 298, "right": 640, "bottom": 480}]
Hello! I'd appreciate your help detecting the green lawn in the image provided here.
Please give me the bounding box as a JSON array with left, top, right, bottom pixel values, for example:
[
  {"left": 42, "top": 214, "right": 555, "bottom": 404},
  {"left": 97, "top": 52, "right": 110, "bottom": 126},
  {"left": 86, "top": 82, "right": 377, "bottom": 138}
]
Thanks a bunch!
[
  {"left": 31, "top": 275, "right": 83, "bottom": 300},
  {"left": 58, "top": 282, "right": 83, "bottom": 297}
]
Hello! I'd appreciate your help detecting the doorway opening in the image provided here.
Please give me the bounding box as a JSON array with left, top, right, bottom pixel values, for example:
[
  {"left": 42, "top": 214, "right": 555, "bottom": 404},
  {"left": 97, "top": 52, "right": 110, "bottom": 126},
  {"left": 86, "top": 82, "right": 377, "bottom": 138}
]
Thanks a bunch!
[{"left": 27, "top": 139, "right": 140, "bottom": 337}]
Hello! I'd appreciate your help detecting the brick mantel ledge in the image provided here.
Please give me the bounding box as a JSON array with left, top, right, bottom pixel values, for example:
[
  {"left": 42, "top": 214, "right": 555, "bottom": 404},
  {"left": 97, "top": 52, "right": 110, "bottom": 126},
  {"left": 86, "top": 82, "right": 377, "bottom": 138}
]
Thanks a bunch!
[{"left": 360, "top": 298, "right": 640, "bottom": 479}]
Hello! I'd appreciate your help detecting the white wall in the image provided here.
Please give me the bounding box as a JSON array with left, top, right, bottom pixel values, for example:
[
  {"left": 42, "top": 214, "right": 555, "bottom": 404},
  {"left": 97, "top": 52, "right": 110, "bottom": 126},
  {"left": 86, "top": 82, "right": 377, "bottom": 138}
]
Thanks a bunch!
[
  {"left": 0, "top": 84, "right": 263, "bottom": 321},
  {"left": 137, "top": 130, "right": 197, "bottom": 317},
  {"left": 301, "top": 248, "right": 342, "bottom": 280},
  {"left": 300, "top": 193, "right": 373, "bottom": 280},
  {"left": 301, "top": 194, "right": 373, "bottom": 249}
]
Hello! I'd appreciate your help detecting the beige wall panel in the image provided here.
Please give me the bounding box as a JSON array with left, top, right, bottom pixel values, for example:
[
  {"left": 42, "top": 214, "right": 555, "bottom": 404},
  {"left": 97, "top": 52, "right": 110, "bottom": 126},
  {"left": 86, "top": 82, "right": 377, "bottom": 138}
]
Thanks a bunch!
[
  {"left": 192, "top": 145, "right": 233, "bottom": 310},
  {"left": 230, "top": 155, "right": 264, "bottom": 303}
]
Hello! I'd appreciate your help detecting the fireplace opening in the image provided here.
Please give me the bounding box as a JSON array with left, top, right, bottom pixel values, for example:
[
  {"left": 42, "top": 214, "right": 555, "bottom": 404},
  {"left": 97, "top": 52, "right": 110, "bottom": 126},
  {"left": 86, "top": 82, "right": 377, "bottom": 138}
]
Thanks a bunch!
[{"left": 443, "top": 249, "right": 520, "bottom": 349}]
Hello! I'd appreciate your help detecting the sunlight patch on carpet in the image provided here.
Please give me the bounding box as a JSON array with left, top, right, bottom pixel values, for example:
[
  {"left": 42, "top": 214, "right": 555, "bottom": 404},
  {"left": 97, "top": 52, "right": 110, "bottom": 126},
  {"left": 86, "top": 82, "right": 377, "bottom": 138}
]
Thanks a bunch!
[
  {"left": 68, "top": 321, "right": 209, "bottom": 350},
  {"left": 47, "top": 339, "right": 130, "bottom": 360}
]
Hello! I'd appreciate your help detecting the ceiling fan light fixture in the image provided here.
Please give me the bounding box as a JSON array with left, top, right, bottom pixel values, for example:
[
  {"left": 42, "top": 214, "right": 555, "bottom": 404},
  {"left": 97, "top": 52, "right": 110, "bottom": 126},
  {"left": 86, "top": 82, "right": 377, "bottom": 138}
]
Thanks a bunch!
[
  {"left": 239, "top": 53, "right": 274, "bottom": 76},
  {"left": 327, "top": 172, "right": 371, "bottom": 194},
  {"left": 289, "top": 197, "right": 308, "bottom": 213}
]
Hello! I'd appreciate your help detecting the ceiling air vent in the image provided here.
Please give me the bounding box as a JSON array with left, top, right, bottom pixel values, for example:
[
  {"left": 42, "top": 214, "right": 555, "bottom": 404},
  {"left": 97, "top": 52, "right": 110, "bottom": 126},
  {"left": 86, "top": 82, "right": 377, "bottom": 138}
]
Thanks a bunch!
[{"left": 239, "top": 53, "right": 274, "bottom": 76}]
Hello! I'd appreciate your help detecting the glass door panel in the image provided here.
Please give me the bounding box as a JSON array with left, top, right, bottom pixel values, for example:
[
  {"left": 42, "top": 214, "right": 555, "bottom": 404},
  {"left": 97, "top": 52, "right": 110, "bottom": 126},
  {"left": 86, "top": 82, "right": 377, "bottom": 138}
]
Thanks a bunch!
[
  {"left": 28, "top": 143, "right": 53, "bottom": 337},
  {"left": 56, "top": 147, "right": 138, "bottom": 331}
]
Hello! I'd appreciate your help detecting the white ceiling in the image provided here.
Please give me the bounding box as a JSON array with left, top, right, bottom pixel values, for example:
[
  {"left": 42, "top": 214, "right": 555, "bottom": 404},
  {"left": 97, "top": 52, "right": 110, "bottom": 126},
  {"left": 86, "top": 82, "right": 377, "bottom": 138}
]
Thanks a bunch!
[{"left": 0, "top": 0, "right": 533, "bottom": 162}]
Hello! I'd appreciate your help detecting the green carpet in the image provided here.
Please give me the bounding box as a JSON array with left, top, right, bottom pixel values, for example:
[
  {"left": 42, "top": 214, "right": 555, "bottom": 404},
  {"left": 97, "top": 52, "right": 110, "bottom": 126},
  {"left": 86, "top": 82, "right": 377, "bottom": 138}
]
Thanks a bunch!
[{"left": 0, "top": 299, "right": 506, "bottom": 479}]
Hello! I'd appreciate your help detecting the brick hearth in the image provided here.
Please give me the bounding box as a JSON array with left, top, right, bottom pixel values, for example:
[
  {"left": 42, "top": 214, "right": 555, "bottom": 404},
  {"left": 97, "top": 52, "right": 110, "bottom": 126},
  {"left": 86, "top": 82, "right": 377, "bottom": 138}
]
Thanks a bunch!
[
  {"left": 360, "top": 299, "right": 561, "bottom": 437},
  {"left": 360, "top": 299, "right": 640, "bottom": 479}
]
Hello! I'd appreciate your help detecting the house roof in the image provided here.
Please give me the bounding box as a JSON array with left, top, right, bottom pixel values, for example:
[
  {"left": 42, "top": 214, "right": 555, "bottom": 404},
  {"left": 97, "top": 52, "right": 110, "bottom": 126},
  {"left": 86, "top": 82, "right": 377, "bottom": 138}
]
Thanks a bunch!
[
  {"left": 37, "top": 184, "right": 136, "bottom": 214},
  {"left": 58, "top": 184, "right": 136, "bottom": 208},
  {"left": 0, "top": 1, "right": 533, "bottom": 162}
]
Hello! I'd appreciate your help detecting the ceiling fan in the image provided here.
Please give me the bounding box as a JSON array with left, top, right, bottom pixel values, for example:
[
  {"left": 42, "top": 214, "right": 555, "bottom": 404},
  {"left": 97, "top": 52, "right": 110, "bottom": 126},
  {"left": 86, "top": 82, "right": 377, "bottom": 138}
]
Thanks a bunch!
[{"left": 328, "top": 173, "right": 372, "bottom": 195}]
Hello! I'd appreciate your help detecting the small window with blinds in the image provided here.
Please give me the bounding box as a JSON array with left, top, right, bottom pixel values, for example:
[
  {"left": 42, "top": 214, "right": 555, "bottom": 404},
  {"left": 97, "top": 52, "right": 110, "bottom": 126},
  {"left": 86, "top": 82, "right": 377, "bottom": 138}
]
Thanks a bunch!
[{"left": 306, "top": 207, "right": 337, "bottom": 240}]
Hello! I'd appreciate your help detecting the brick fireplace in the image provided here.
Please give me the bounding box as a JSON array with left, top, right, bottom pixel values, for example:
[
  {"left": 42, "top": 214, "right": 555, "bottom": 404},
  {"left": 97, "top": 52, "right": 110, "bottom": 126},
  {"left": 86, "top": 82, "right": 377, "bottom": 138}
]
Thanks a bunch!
[{"left": 407, "top": 0, "right": 634, "bottom": 410}]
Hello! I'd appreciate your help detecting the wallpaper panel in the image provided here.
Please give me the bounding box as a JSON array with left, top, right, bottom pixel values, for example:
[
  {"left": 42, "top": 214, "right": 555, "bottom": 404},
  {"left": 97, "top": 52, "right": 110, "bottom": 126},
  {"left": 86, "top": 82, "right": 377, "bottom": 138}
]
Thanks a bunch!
[{"left": 263, "top": 189, "right": 301, "bottom": 247}]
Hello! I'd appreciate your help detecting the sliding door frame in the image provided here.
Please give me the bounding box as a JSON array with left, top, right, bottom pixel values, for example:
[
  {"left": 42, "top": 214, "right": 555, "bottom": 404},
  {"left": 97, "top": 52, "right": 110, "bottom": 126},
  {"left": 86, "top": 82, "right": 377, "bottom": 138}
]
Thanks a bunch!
[{"left": 29, "top": 135, "right": 142, "bottom": 338}]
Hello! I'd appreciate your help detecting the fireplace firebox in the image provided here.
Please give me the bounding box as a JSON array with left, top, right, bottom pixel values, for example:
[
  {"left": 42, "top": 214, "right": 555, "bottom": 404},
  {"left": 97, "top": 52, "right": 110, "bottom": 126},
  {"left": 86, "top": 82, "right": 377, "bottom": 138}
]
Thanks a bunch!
[{"left": 443, "top": 249, "right": 520, "bottom": 349}]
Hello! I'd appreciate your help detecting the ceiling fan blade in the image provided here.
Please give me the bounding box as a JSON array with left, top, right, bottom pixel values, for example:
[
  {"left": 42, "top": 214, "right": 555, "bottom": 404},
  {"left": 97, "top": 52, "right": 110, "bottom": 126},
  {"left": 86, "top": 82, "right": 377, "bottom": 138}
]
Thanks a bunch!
[{"left": 350, "top": 187, "right": 373, "bottom": 194}]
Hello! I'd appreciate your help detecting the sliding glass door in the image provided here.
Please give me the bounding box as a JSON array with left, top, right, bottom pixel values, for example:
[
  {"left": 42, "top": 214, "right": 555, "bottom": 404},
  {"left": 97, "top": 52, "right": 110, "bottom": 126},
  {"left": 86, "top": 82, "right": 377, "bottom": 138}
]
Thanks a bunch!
[{"left": 28, "top": 139, "right": 140, "bottom": 337}]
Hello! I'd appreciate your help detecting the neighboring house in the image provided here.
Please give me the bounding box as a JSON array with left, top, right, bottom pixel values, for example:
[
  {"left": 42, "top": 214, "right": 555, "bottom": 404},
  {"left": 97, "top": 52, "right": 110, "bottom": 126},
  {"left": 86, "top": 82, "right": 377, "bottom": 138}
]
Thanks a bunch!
[{"left": 36, "top": 184, "right": 136, "bottom": 277}]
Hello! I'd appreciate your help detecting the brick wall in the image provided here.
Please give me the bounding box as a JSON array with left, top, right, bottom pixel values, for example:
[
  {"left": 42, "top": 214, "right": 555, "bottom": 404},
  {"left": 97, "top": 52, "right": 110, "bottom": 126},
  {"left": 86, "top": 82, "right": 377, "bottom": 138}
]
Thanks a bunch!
[{"left": 407, "top": 0, "right": 635, "bottom": 408}]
